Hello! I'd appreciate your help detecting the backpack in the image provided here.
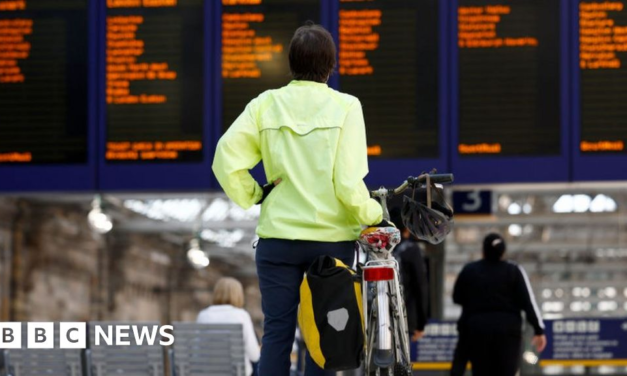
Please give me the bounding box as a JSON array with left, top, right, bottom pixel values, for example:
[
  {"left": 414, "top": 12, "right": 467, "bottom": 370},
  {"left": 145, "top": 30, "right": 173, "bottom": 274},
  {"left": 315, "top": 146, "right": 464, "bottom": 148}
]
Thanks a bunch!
[{"left": 298, "top": 255, "right": 364, "bottom": 370}]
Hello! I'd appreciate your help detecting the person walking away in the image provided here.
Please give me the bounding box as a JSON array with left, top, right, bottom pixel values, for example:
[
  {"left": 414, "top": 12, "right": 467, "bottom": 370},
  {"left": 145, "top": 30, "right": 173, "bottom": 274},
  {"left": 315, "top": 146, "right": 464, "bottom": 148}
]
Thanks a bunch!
[
  {"left": 197, "top": 277, "right": 260, "bottom": 376},
  {"left": 212, "top": 23, "right": 390, "bottom": 376},
  {"left": 451, "top": 233, "right": 547, "bottom": 376},
  {"left": 391, "top": 208, "right": 429, "bottom": 341}
]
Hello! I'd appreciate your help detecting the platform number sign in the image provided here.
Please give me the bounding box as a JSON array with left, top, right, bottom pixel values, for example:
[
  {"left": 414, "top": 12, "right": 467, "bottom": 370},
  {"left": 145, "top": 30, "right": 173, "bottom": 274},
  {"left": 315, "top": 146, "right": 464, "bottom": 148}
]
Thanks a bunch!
[{"left": 452, "top": 190, "right": 492, "bottom": 216}]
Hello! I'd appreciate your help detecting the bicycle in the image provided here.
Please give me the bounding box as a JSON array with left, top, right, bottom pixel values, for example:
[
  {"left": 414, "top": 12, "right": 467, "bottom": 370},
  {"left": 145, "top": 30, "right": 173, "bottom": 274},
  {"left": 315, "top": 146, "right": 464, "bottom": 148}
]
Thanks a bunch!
[{"left": 358, "top": 173, "right": 454, "bottom": 376}]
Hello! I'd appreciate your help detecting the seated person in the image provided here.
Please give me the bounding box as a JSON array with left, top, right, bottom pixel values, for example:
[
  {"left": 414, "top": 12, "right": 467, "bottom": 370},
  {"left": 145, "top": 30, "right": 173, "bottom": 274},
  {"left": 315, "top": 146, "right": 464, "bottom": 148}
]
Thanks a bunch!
[{"left": 197, "top": 277, "right": 260, "bottom": 376}]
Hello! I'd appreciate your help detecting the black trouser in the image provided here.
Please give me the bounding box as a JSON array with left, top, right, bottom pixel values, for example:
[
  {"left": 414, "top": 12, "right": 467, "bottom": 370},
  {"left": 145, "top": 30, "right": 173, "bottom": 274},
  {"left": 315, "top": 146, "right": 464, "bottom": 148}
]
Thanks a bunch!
[
  {"left": 256, "top": 238, "right": 355, "bottom": 376},
  {"left": 464, "top": 314, "right": 522, "bottom": 376},
  {"left": 450, "top": 331, "right": 468, "bottom": 376}
]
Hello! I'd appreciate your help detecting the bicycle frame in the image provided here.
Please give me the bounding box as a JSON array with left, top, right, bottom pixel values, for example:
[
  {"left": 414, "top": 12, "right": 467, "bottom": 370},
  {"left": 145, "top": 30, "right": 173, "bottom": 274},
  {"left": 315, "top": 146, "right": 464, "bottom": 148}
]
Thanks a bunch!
[
  {"left": 359, "top": 172, "right": 453, "bottom": 374},
  {"left": 361, "top": 195, "right": 410, "bottom": 373}
]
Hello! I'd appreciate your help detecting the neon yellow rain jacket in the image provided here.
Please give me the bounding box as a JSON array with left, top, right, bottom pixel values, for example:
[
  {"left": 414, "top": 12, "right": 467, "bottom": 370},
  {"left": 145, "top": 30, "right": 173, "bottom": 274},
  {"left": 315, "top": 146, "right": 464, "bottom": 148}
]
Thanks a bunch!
[{"left": 212, "top": 80, "right": 382, "bottom": 241}]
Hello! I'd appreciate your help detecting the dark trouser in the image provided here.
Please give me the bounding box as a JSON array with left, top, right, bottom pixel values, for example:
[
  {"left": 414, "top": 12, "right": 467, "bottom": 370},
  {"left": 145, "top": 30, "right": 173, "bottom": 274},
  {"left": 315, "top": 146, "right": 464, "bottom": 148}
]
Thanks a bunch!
[
  {"left": 450, "top": 331, "right": 468, "bottom": 376},
  {"left": 465, "top": 315, "right": 522, "bottom": 376},
  {"left": 256, "top": 238, "right": 355, "bottom": 376}
]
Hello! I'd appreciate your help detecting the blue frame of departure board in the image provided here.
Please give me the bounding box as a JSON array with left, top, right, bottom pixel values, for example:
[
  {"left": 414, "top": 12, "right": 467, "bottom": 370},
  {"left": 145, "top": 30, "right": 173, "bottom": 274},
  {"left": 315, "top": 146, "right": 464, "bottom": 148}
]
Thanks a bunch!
[
  {"left": 449, "top": 0, "right": 570, "bottom": 184},
  {"left": 211, "top": 0, "right": 330, "bottom": 187},
  {"left": 0, "top": 0, "right": 98, "bottom": 192},
  {"left": 97, "top": 0, "right": 214, "bottom": 191},
  {"left": 329, "top": 0, "right": 450, "bottom": 188},
  {"left": 570, "top": 2, "right": 627, "bottom": 181}
]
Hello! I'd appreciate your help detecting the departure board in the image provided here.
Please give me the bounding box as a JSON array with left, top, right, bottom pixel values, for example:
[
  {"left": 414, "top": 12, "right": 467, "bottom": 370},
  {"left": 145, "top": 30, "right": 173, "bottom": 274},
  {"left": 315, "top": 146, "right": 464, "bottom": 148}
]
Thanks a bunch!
[
  {"left": 338, "top": 0, "right": 439, "bottom": 159},
  {"left": 105, "top": 0, "right": 203, "bottom": 163},
  {"left": 579, "top": 0, "right": 627, "bottom": 154},
  {"left": 457, "top": 0, "right": 561, "bottom": 157},
  {"left": 0, "top": 0, "right": 88, "bottom": 164},
  {"left": 221, "top": 0, "right": 320, "bottom": 131}
]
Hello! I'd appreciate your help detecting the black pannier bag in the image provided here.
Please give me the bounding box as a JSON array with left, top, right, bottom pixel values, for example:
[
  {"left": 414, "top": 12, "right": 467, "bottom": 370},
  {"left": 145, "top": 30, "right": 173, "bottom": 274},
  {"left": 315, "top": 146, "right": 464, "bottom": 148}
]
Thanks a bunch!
[{"left": 298, "top": 255, "right": 364, "bottom": 370}]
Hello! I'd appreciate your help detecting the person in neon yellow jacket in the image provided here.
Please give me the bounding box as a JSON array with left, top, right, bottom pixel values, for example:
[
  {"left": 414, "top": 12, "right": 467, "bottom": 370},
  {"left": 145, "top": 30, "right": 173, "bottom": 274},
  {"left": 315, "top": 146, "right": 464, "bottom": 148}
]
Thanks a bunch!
[{"left": 213, "top": 23, "right": 385, "bottom": 376}]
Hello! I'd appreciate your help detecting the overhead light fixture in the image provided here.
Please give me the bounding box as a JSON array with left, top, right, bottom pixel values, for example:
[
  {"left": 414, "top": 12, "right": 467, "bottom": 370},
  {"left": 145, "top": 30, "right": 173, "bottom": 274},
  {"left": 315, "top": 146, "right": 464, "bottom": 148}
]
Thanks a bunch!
[
  {"left": 598, "top": 301, "right": 618, "bottom": 312},
  {"left": 187, "top": 238, "right": 209, "bottom": 269},
  {"left": 573, "top": 194, "right": 591, "bottom": 213},
  {"left": 553, "top": 195, "right": 574, "bottom": 213},
  {"left": 590, "top": 194, "right": 618, "bottom": 213},
  {"left": 88, "top": 196, "right": 113, "bottom": 234},
  {"left": 605, "top": 287, "right": 617, "bottom": 298},
  {"left": 508, "top": 224, "right": 523, "bottom": 237},
  {"left": 507, "top": 202, "right": 522, "bottom": 215},
  {"left": 553, "top": 194, "right": 617, "bottom": 214}
]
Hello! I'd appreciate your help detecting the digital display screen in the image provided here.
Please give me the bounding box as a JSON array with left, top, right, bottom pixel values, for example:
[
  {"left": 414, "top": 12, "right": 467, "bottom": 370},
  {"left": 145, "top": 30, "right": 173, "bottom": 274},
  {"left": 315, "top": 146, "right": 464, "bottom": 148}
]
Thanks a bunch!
[
  {"left": 338, "top": 0, "right": 439, "bottom": 159},
  {"left": 457, "top": 0, "right": 561, "bottom": 157},
  {"left": 0, "top": 0, "right": 88, "bottom": 164},
  {"left": 579, "top": 0, "right": 627, "bottom": 154},
  {"left": 105, "top": 0, "right": 203, "bottom": 163},
  {"left": 221, "top": 0, "right": 320, "bottom": 131}
]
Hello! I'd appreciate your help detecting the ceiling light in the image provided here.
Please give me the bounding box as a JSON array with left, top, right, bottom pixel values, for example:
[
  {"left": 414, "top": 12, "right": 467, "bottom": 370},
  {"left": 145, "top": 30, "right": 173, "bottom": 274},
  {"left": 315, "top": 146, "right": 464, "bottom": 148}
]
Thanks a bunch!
[
  {"left": 553, "top": 195, "right": 573, "bottom": 213},
  {"left": 88, "top": 196, "right": 113, "bottom": 234},
  {"left": 187, "top": 238, "right": 209, "bottom": 269},
  {"left": 507, "top": 203, "right": 522, "bottom": 215},
  {"left": 573, "top": 194, "right": 591, "bottom": 213}
]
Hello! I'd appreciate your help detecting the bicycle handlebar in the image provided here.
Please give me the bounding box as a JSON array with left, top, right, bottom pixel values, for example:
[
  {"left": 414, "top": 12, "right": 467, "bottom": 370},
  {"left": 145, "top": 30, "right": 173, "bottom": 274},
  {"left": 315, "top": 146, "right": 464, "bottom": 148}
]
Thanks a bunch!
[
  {"left": 392, "top": 173, "right": 454, "bottom": 194},
  {"left": 407, "top": 173, "right": 454, "bottom": 186},
  {"left": 371, "top": 173, "right": 454, "bottom": 198}
]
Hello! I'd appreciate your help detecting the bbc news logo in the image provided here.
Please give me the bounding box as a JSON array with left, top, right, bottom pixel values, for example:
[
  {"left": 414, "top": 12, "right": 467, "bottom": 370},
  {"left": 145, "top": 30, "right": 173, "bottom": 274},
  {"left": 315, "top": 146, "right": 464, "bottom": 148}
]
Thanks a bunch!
[{"left": 0, "top": 323, "right": 174, "bottom": 349}]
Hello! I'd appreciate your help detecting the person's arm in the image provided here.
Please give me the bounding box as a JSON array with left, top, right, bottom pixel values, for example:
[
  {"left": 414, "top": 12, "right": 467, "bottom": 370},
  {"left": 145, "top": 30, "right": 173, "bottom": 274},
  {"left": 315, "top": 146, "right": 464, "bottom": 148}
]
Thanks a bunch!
[
  {"left": 212, "top": 99, "right": 264, "bottom": 209},
  {"left": 515, "top": 265, "right": 546, "bottom": 336},
  {"left": 242, "top": 311, "right": 260, "bottom": 362},
  {"left": 333, "top": 99, "right": 382, "bottom": 226},
  {"left": 452, "top": 267, "right": 467, "bottom": 306}
]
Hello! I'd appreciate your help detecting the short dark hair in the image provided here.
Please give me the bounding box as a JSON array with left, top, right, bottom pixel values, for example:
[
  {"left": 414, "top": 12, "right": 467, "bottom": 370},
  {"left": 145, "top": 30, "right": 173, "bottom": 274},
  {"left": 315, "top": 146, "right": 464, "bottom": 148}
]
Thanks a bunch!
[
  {"left": 288, "top": 23, "right": 336, "bottom": 83},
  {"left": 483, "top": 233, "right": 506, "bottom": 261}
]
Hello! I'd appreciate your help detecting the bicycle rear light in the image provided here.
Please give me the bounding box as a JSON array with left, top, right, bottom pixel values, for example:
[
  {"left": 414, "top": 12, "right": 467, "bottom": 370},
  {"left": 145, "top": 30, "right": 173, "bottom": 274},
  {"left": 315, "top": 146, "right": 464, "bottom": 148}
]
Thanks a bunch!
[{"left": 363, "top": 267, "right": 394, "bottom": 281}]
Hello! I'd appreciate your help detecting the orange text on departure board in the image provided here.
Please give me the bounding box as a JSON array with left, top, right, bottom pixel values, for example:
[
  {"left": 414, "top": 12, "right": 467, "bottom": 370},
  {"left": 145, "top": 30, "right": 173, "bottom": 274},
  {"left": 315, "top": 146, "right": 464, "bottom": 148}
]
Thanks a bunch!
[
  {"left": 579, "top": 2, "right": 626, "bottom": 69},
  {"left": 221, "top": 12, "right": 283, "bottom": 78},
  {"left": 367, "top": 145, "right": 382, "bottom": 156},
  {"left": 0, "top": 1, "right": 26, "bottom": 11},
  {"left": 107, "top": 0, "right": 177, "bottom": 8},
  {"left": 106, "top": 141, "right": 202, "bottom": 160},
  {"left": 458, "top": 143, "right": 502, "bottom": 154},
  {"left": 338, "top": 9, "right": 381, "bottom": 76},
  {"left": 0, "top": 19, "right": 32, "bottom": 84},
  {"left": 222, "top": 0, "right": 261, "bottom": 5},
  {"left": 0, "top": 152, "right": 31, "bottom": 162},
  {"left": 106, "top": 14, "right": 177, "bottom": 105},
  {"left": 458, "top": 5, "right": 539, "bottom": 49},
  {"left": 580, "top": 140, "right": 625, "bottom": 151}
]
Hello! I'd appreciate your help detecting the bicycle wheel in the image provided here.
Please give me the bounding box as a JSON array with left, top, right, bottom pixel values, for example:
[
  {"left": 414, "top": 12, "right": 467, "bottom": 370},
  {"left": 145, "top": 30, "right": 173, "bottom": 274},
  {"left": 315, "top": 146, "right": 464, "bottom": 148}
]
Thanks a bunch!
[
  {"left": 366, "top": 282, "right": 397, "bottom": 376},
  {"left": 390, "top": 283, "right": 413, "bottom": 376}
]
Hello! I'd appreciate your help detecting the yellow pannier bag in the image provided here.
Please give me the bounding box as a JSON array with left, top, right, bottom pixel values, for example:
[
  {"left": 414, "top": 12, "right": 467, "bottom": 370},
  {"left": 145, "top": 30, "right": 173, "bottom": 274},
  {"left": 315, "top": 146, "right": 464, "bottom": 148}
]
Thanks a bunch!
[{"left": 298, "top": 255, "right": 364, "bottom": 370}]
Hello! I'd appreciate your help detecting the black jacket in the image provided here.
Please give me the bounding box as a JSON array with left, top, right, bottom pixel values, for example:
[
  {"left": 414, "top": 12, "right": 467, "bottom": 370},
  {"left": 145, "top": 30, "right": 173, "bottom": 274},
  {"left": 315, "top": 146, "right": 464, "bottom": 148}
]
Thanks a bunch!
[
  {"left": 396, "top": 239, "right": 429, "bottom": 332},
  {"left": 453, "top": 259, "right": 545, "bottom": 335}
]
